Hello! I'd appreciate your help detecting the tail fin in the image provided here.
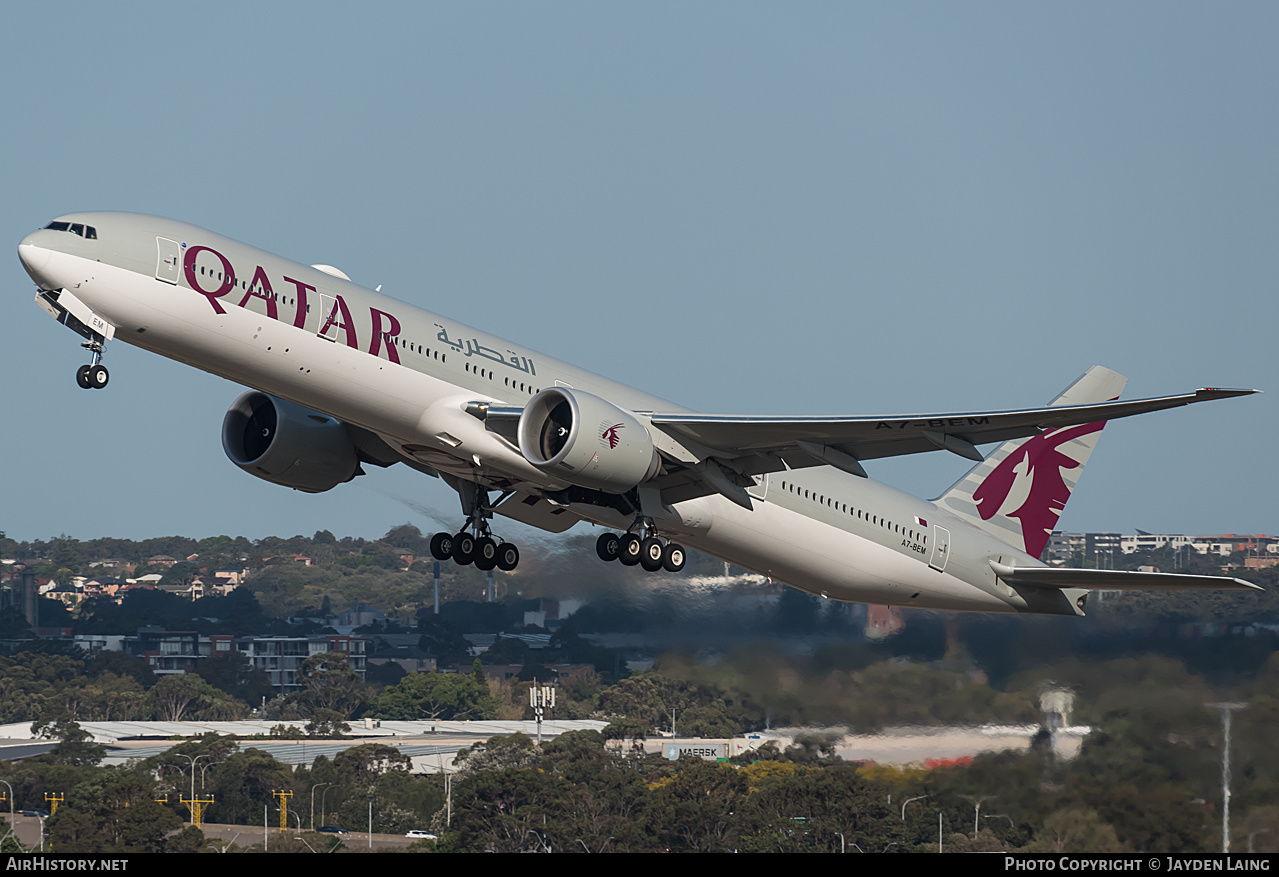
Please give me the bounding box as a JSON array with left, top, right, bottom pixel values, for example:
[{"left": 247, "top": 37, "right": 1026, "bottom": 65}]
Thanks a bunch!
[{"left": 932, "top": 366, "right": 1127, "bottom": 558}]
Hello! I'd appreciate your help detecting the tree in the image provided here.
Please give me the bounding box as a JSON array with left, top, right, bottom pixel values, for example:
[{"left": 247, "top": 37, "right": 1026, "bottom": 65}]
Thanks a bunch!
[
  {"left": 597, "top": 672, "right": 748, "bottom": 736},
  {"left": 194, "top": 650, "right": 271, "bottom": 706},
  {"left": 369, "top": 671, "right": 495, "bottom": 720},
  {"left": 453, "top": 733, "right": 540, "bottom": 777},
  {"left": 647, "top": 759, "right": 749, "bottom": 852},
  {"left": 333, "top": 743, "right": 411, "bottom": 786},
  {"left": 45, "top": 770, "right": 181, "bottom": 853},
  {"left": 289, "top": 652, "right": 371, "bottom": 718},
  {"left": 305, "top": 708, "right": 351, "bottom": 738},
  {"left": 148, "top": 674, "right": 243, "bottom": 721},
  {"left": 1024, "top": 808, "right": 1127, "bottom": 853},
  {"left": 32, "top": 717, "right": 105, "bottom": 766},
  {"left": 204, "top": 748, "right": 296, "bottom": 825},
  {"left": 416, "top": 617, "right": 473, "bottom": 667}
]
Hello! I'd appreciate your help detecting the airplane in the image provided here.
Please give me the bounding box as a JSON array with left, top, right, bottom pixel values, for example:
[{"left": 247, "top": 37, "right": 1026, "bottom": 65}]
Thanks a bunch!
[{"left": 17, "top": 213, "right": 1261, "bottom": 616}]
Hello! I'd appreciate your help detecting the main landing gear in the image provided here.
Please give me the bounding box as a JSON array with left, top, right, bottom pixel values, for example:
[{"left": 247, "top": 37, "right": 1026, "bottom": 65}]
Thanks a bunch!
[
  {"left": 430, "top": 529, "right": 520, "bottom": 572},
  {"left": 595, "top": 523, "right": 687, "bottom": 574},
  {"left": 428, "top": 483, "right": 520, "bottom": 572},
  {"left": 75, "top": 340, "right": 108, "bottom": 390}
]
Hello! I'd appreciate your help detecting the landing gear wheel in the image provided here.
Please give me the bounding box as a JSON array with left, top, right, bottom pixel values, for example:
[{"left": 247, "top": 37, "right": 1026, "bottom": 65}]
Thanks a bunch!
[
  {"left": 474, "top": 536, "right": 498, "bottom": 571},
  {"left": 430, "top": 532, "right": 454, "bottom": 561},
  {"left": 596, "top": 532, "right": 620, "bottom": 562},
  {"left": 88, "top": 364, "right": 109, "bottom": 389},
  {"left": 618, "top": 533, "right": 642, "bottom": 566},
  {"left": 76, "top": 365, "right": 92, "bottom": 389},
  {"left": 496, "top": 543, "right": 519, "bottom": 571},
  {"left": 452, "top": 531, "right": 476, "bottom": 565},
  {"left": 640, "top": 537, "right": 665, "bottom": 572},
  {"left": 662, "top": 542, "right": 687, "bottom": 573}
]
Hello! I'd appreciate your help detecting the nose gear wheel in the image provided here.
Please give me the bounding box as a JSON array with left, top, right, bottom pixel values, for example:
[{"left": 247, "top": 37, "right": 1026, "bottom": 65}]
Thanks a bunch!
[{"left": 75, "top": 341, "right": 109, "bottom": 389}]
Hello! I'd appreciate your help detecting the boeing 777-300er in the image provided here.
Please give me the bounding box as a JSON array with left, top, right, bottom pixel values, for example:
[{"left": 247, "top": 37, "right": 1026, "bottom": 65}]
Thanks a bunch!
[{"left": 18, "top": 213, "right": 1261, "bottom": 615}]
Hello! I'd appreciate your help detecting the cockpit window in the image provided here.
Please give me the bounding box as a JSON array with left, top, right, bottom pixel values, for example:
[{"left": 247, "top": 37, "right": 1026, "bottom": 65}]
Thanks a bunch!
[{"left": 43, "top": 221, "right": 97, "bottom": 239}]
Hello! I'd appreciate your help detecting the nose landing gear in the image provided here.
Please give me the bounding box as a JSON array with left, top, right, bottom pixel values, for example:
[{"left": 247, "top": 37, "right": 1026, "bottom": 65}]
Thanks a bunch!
[
  {"left": 35, "top": 289, "right": 114, "bottom": 390},
  {"left": 75, "top": 341, "right": 109, "bottom": 390}
]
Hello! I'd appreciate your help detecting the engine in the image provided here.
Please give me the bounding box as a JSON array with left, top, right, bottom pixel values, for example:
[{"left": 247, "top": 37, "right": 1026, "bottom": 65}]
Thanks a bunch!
[
  {"left": 517, "top": 387, "right": 660, "bottom": 493},
  {"left": 221, "top": 392, "right": 361, "bottom": 493}
]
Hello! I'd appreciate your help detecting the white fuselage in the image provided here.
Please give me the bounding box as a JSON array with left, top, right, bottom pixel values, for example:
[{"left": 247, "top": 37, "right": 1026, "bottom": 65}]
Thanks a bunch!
[{"left": 19, "top": 213, "right": 1051, "bottom": 614}]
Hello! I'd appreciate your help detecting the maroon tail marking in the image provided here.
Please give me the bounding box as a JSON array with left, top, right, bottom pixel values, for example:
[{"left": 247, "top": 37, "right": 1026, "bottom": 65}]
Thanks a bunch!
[{"left": 972, "top": 421, "right": 1106, "bottom": 557}]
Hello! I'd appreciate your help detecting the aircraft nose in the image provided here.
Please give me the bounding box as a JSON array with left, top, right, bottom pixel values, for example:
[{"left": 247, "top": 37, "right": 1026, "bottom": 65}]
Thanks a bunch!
[{"left": 18, "top": 232, "right": 51, "bottom": 283}]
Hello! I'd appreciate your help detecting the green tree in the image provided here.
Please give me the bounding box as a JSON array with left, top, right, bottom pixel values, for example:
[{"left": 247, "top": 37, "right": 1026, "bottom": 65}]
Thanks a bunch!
[
  {"left": 204, "top": 748, "right": 296, "bottom": 826},
  {"left": 148, "top": 673, "right": 245, "bottom": 721},
  {"left": 333, "top": 743, "right": 411, "bottom": 786},
  {"left": 416, "top": 616, "right": 473, "bottom": 667},
  {"left": 288, "top": 652, "right": 371, "bottom": 718},
  {"left": 32, "top": 717, "right": 105, "bottom": 766},
  {"left": 1024, "top": 808, "right": 1127, "bottom": 853},
  {"left": 646, "top": 759, "right": 748, "bottom": 852},
  {"left": 369, "top": 671, "right": 495, "bottom": 720},
  {"left": 194, "top": 650, "right": 271, "bottom": 706},
  {"left": 305, "top": 708, "right": 351, "bottom": 738}
]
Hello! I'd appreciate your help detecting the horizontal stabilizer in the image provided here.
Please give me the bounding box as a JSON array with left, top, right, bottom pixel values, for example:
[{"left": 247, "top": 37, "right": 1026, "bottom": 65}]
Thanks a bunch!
[{"left": 989, "top": 561, "right": 1261, "bottom": 591}]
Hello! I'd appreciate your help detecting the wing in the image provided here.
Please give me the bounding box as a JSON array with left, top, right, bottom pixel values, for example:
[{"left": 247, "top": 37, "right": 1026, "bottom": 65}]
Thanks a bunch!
[
  {"left": 640, "top": 384, "right": 1255, "bottom": 507},
  {"left": 650, "top": 387, "right": 1255, "bottom": 469}
]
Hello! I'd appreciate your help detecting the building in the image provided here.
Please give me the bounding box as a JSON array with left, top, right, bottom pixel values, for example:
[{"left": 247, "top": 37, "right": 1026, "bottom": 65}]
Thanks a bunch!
[
  {"left": 1049, "top": 531, "right": 1277, "bottom": 564},
  {"left": 237, "top": 634, "right": 367, "bottom": 694}
]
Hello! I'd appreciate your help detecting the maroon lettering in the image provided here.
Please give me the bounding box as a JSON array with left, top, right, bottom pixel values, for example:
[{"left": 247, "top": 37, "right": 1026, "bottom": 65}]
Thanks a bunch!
[
  {"left": 238, "top": 265, "right": 278, "bottom": 321},
  {"left": 368, "top": 308, "right": 402, "bottom": 364},
  {"left": 183, "top": 245, "right": 235, "bottom": 314},
  {"left": 283, "top": 276, "right": 313, "bottom": 329},
  {"left": 319, "top": 293, "right": 359, "bottom": 349}
]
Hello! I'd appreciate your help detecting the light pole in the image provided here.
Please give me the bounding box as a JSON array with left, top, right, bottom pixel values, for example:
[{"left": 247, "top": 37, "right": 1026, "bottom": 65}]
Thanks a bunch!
[
  {"left": 310, "top": 783, "right": 330, "bottom": 831},
  {"left": 320, "top": 784, "right": 338, "bottom": 828},
  {"left": 199, "top": 759, "right": 224, "bottom": 790},
  {"left": 901, "top": 794, "right": 930, "bottom": 821},
  {"left": 961, "top": 794, "right": 994, "bottom": 834},
  {"left": 175, "top": 753, "right": 216, "bottom": 826},
  {"left": 1209, "top": 701, "right": 1246, "bottom": 853}
]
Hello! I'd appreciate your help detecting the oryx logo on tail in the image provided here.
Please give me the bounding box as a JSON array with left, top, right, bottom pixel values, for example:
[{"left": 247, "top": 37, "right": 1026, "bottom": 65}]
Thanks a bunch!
[
  {"left": 971, "top": 420, "right": 1106, "bottom": 557},
  {"left": 932, "top": 367, "right": 1127, "bottom": 559}
]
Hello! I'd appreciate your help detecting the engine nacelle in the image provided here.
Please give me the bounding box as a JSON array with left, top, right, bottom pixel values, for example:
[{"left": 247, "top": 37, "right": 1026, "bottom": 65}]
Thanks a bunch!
[
  {"left": 222, "top": 392, "right": 361, "bottom": 493},
  {"left": 518, "top": 387, "right": 660, "bottom": 493}
]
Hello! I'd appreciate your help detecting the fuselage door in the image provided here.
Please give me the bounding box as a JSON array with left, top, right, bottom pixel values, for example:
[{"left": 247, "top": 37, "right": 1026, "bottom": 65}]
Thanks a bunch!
[
  {"left": 929, "top": 525, "right": 951, "bottom": 573},
  {"left": 747, "top": 473, "right": 768, "bottom": 500},
  {"left": 155, "top": 238, "right": 181, "bottom": 285}
]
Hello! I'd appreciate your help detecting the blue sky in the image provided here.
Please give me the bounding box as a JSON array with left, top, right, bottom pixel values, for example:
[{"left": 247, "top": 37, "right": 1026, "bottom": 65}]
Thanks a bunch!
[{"left": 2, "top": 2, "right": 1273, "bottom": 545}]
